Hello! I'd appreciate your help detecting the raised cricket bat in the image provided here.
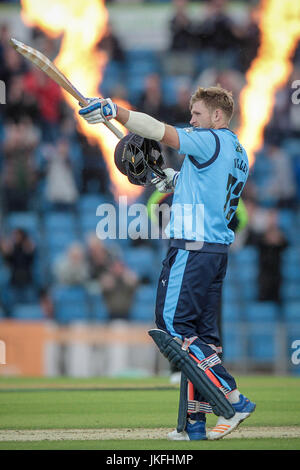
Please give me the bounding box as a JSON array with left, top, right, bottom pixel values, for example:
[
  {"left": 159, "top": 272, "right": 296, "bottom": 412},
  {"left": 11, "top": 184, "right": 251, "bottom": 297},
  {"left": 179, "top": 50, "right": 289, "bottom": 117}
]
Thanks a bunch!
[{"left": 9, "top": 37, "right": 123, "bottom": 139}]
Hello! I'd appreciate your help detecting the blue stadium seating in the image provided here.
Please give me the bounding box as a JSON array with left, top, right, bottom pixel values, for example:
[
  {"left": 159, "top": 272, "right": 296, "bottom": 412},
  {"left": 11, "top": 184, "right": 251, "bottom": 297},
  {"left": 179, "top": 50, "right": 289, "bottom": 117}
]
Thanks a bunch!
[
  {"left": 236, "top": 264, "right": 258, "bottom": 282},
  {"left": 44, "top": 212, "right": 76, "bottom": 232},
  {"left": 245, "top": 301, "right": 279, "bottom": 322},
  {"left": 6, "top": 212, "right": 40, "bottom": 239},
  {"left": 127, "top": 75, "right": 147, "bottom": 104},
  {"left": 125, "top": 50, "right": 159, "bottom": 72},
  {"left": 283, "top": 301, "right": 300, "bottom": 322},
  {"left": 222, "top": 324, "right": 245, "bottom": 362},
  {"left": 122, "top": 247, "right": 159, "bottom": 282},
  {"left": 222, "top": 302, "right": 242, "bottom": 322},
  {"left": 130, "top": 285, "right": 156, "bottom": 322},
  {"left": 79, "top": 213, "right": 100, "bottom": 236},
  {"left": 240, "top": 281, "right": 258, "bottom": 301},
  {"left": 12, "top": 304, "right": 45, "bottom": 321},
  {"left": 222, "top": 282, "right": 239, "bottom": 302},
  {"left": 100, "top": 60, "right": 123, "bottom": 96},
  {"left": 78, "top": 194, "right": 112, "bottom": 214},
  {"left": 52, "top": 286, "right": 89, "bottom": 324},
  {"left": 281, "top": 281, "right": 300, "bottom": 301},
  {"left": 234, "top": 246, "right": 258, "bottom": 265},
  {"left": 89, "top": 294, "right": 109, "bottom": 322},
  {"left": 282, "top": 247, "right": 300, "bottom": 265},
  {"left": 282, "top": 263, "right": 300, "bottom": 281},
  {"left": 248, "top": 326, "right": 276, "bottom": 362},
  {"left": 162, "top": 76, "right": 183, "bottom": 106}
]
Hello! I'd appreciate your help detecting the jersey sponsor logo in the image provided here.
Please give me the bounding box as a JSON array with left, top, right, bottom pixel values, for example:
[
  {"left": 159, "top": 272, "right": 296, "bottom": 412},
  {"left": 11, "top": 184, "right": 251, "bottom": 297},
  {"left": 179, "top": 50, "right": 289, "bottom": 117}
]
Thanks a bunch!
[{"left": 235, "top": 143, "right": 243, "bottom": 153}]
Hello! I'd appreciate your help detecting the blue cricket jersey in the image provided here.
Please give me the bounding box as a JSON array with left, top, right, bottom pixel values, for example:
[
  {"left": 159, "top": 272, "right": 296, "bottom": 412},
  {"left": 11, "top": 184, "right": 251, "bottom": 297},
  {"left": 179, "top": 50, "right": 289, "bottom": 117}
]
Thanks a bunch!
[{"left": 165, "top": 127, "right": 249, "bottom": 247}]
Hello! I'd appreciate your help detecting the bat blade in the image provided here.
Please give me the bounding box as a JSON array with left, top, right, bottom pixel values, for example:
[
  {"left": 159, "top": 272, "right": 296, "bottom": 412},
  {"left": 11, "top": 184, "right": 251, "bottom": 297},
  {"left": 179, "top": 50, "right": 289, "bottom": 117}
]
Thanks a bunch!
[{"left": 10, "top": 38, "right": 123, "bottom": 139}]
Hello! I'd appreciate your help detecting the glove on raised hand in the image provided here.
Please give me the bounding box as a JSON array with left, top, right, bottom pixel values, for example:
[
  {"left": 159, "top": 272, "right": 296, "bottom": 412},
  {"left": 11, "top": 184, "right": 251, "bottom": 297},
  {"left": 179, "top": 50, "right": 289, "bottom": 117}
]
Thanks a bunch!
[{"left": 79, "top": 97, "right": 117, "bottom": 124}]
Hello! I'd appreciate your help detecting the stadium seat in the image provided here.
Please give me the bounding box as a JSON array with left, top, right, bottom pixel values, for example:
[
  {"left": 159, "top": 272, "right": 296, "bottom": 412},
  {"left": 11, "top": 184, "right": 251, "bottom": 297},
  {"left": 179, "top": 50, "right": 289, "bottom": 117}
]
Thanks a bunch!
[
  {"left": 162, "top": 76, "right": 184, "bottom": 106},
  {"left": 222, "top": 324, "right": 245, "bottom": 363},
  {"left": 44, "top": 212, "right": 76, "bottom": 232},
  {"left": 127, "top": 75, "right": 147, "bottom": 104},
  {"left": 100, "top": 60, "right": 123, "bottom": 96},
  {"left": 78, "top": 194, "right": 113, "bottom": 214},
  {"left": 125, "top": 49, "right": 159, "bottom": 72},
  {"left": 12, "top": 304, "right": 45, "bottom": 321},
  {"left": 248, "top": 326, "right": 276, "bottom": 362},
  {"left": 222, "top": 302, "right": 242, "bottom": 322},
  {"left": 234, "top": 246, "right": 258, "bottom": 265},
  {"left": 282, "top": 301, "right": 300, "bottom": 322},
  {"left": 222, "top": 282, "right": 239, "bottom": 302},
  {"left": 281, "top": 281, "right": 300, "bottom": 301},
  {"left": 122, "top": 247, "right": 159, "bottom": 282},
  {"left": 46, "top": 232, "right": 80, "bottom": 263},
  {"left": 282, "top": 263, "right": 300, "bottom": 281},
  {"left": 52, "top": 286, "right": 89, "bottom": 324},
  {"left": 79, "top": 213, "right": 101, "bottom": 236},
  {"left": 89, "top": 294, "right": 109, "bottom": 322},
  {"left": 282, "top": 247, "right": 300, "bottom": 265},
  {"left": 240, "top": 281, "right": 258, "bottom": 301},
  {"left": 6, "top": 212, "right": 40, "bottom": 238},
  {"left": 130, "top": 285, "right": 156, "bottom": 323},
  {"left": 245, "top": 301, "right": 279, "bottom": 323},
  {"left": 236, "top": 264, "right": 258, "bottom": 282}
]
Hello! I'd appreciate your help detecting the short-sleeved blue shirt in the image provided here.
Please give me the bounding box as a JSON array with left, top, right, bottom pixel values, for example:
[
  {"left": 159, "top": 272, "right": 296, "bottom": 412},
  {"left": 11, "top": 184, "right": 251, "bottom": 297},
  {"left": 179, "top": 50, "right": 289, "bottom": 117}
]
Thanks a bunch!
[{"left": 165, "top": 127, "right": 249, "bottom": 246}]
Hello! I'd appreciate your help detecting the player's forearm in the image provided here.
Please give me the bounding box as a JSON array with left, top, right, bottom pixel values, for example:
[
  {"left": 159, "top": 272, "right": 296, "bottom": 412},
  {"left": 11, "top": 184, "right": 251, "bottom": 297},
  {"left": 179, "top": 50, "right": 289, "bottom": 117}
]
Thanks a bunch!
[{"left": 116, "top": 105, "right": 166, "bottom": 141}]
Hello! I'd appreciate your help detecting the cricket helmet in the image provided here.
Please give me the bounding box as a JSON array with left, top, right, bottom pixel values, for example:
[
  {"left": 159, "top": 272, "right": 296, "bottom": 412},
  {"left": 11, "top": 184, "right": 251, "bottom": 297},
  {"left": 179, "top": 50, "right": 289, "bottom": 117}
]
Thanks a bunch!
[{"left": 114, "top": 133, "right": 165, "bottom": 186}]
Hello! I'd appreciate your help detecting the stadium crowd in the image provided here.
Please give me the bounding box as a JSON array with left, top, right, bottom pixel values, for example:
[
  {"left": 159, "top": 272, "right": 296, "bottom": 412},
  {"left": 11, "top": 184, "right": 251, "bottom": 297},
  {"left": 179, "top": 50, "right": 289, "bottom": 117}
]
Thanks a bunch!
[{"left": 0, "top": 0, "right": 300, "bottom": 369}]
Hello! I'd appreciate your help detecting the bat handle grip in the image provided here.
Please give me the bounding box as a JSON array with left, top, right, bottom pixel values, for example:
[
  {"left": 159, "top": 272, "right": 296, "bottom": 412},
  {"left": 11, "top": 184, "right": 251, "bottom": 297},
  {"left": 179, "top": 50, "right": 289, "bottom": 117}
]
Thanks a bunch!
[
  {"left": 104, "top": 120, "right": 124, "bottom": 139},
  {"left": 80, "top": 97, "right": 123, "bottom": 140}
]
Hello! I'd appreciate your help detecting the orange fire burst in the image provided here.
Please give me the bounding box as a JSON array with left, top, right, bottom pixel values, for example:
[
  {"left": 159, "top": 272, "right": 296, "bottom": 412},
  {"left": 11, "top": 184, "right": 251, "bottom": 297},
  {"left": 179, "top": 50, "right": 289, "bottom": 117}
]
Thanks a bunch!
[
  {"left": 21, "top": 0, "right": 142, "bottom": 201},
  {"left": 238, "top": 0, "right": 300, "bottom": 167}
]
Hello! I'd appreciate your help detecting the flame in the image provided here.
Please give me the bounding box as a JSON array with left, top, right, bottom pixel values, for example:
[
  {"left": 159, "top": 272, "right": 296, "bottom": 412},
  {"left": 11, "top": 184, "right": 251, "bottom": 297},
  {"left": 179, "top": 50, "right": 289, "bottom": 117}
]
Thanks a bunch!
[
  {"left": 21, "top": 0, "right": 142, "bottom": 201},
  {"left": 238, "top": 0, "right": 300, "bottom": 167}
]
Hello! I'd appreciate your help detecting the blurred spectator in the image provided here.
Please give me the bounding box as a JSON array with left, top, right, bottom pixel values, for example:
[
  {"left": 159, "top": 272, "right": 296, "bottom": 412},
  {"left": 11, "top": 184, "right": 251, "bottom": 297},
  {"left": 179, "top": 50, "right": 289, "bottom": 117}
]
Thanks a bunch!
[
  {"left": 44, "top": 137, "right": 79, "bottom": 210},
  {"left": 250, "top": 143, "right": 297, "bottom": 209},
  {"left": 194, "top": 0, "right": 239, "bottom": 52},
  {"left": 23, "top": 66, "right": 62, "bottom": 141},
  {"left": 86, "top": 234, "right": 114, "bottom": 284},
  {"left": 246, "top": 210, "right": 288, "bottom": 303},
  {"left": 138, "top": 73, "right": 168, "bottom": 121},
  {"left": 0, "top": 228, "right": 36, "bottom": 308},
  {"left": 1, "top": 118, "right": 39, "bottom": 212},
  {"left": 167, "top": 81, "right": 192, "bottom": 125},
  {"left": 78, "top": 133, "right": 110, "bottom": 195},
  {"left": 100, "top": 260, "right": 139, "bottom": 320},
  {"left": 169, "top": 0, "right": 194, "bottom": 51},
  {"left": 53, "top": 242, "right": 90, "bottom": 286},
  {"left": 39, "top": 287, "right": 54, "bottom": 319},
  {"left": 4, "top": 75, "right": 39, "bottom": 124},
  {"left": 235, "top": 5, "right": 261, "bottom": 73},
  {"left": 97, "top": 22, "right": 125, "bottom": 63},
  {"left": 0, "top": 42, "right": 27, "bottom": 93},
  {"left": 0, "top": 23, "right": 10, "bottom": 65}
]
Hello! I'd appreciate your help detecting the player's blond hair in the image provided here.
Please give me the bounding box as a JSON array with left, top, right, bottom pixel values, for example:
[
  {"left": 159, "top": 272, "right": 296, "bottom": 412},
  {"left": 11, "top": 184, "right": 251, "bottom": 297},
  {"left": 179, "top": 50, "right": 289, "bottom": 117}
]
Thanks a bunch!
[{"left": 190, "top": 85, "right": 234, "bottom": 122}]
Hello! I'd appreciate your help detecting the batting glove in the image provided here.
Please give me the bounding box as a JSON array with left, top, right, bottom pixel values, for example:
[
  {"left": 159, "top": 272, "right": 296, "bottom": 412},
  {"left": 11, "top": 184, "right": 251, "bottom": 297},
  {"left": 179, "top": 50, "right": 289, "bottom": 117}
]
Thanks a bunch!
[
  {"left": 152, "top": 168, "right": 179, "bottom": 193},
  {"left": 78, "top": 97, "right": 117, "bottom": 124}
]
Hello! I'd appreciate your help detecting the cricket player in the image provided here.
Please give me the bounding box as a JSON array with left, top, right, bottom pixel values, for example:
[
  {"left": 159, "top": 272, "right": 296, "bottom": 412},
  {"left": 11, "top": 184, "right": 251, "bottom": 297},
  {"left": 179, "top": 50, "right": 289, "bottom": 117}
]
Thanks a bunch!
[{"left": 78, "top": 85, "right": 256, "bottom": 441}]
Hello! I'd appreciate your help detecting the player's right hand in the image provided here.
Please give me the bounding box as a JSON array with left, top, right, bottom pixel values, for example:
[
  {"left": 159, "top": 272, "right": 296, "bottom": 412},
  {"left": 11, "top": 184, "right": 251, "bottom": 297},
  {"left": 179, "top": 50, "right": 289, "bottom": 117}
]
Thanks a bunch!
[
  {"left": 78, "top": 97, "right": 117, "bottom": 124},
  {"left": 152, "top": 168, "right": 179, "bottom": 193}
]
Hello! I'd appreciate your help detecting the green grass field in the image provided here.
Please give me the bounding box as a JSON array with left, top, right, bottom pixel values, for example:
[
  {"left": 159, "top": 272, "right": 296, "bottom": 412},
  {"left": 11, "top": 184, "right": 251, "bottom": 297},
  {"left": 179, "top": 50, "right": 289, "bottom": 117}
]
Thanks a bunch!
[{"left": 0, "top": 375, "right": 299, "bottom": 450}]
